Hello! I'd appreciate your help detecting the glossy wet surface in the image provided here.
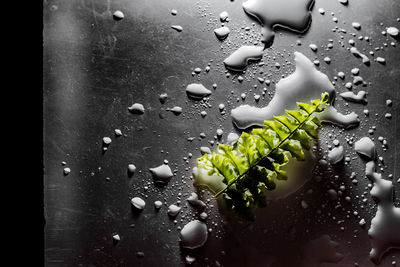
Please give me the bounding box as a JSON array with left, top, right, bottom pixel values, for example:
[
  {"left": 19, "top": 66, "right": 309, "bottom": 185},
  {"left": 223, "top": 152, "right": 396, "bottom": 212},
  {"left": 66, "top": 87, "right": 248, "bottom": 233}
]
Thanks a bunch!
[{"left": 44, "top": 0, "right": 400, "bottom": 266}]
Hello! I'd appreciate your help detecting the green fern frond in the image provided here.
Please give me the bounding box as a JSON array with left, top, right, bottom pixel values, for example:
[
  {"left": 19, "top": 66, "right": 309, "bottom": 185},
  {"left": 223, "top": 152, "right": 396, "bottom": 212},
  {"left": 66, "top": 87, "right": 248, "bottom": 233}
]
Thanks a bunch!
[{"left": 195, "top": 93, "right": 329, "bottom": 221}]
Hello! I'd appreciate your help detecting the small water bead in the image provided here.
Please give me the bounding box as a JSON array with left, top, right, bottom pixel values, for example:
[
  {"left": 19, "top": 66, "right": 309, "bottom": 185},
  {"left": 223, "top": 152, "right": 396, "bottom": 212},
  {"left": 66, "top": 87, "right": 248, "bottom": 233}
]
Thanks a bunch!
[
  {"left": 351, "top": 68, "right": 360, "bottom": 75},
  {"left": 186, "top": 83, "right": 212, "bottom": 100},
  {"left": 131, "top": 197, "right": 146, "bottom": 210},
  {"left": 309, "top": 43, "right": 318, "bottom": 52},
  {"left": 128, "top": 103, "right": 145, "bottom": 114},
  {"left": 214, "top": 26, "right": 230, "bottom": 40},
  {"left": 168, "top": 204, "right": 181, "bottom": 217},
  {"left": 199, "top": 212, "right": 208, "bottom": 220},
  {"left": 169, "top": 106, "right": 183, "bottom": 115},
  {"left": 219, "top": 11, "right": 229, "bottom": 22},
  {"left": 171, "top": 25, "right": 183, "bottom": 32},
  {"left": 328, "top": 146, "right": 344, "bottom": 164},
  {"left": 112, "top": 11, "right": 124, "bottom": 21},
  {"left": 387, "top": 27, "right": 399, "bottom": 37},
  {"left": 159, "top": 93, "right": 168, "bottom": 104},
  {"left": 63, "top": 167, "right": 71, "bottom": 175},
  {"left": 353, "top": 76, "right": 364, "bottom": 85},
  {"left": 301, "top": 200, "right": 308, "bottom": 209},
  {"left": 333, "top": 139, "right": 340, "bottom": 146},
  {"left": 376, "top": 57, "right": 386, "bottom": 64},
  {"left": 327, "top": 189, "right": 338, "bottom": 200},
  {"left": 114, "top": 129, "right": 122, "bottom": 136},
  {"left": 112, "top": 234, "right": 120, "bottom": 242},
  {"left": 185, "top": 256, "right": 196, "bottom": 265},
  {"left": 352, "top": 22, "right": 361, "bottom": 30},
  {"left": 128, "top": 164, "right": 137, "bottom": 175},
  {"left": 154, "top": 200, "right": 162, "bottom": 209}
]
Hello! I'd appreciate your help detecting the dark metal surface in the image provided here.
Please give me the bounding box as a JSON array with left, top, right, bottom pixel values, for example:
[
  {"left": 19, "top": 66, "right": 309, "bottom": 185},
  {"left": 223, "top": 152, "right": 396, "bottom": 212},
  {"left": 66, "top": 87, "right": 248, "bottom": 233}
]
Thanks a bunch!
[{"left": 44, "top": 0, "right": 400, "bottom": 266}]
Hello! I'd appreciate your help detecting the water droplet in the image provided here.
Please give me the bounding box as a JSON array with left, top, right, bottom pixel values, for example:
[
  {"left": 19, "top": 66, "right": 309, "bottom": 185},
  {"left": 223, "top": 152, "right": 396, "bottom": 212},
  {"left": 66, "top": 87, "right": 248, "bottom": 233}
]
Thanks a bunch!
[
  {"left": 159, "top": 93, "right": 168, "bottom": 104},
  {"left": 185, "top": 255, "right": 196, "bottom": 264},
  {"left": 114, "top": 129, "right": 122, "bottom": 136},
  {"left": 219, "top": 11, "right": 229, "bottom": 22},
  {"left": 187, "top": 192, "right": 207, "bottom": 210},
  {"left": 340, "top": 91, "right": 367, "bottom": 103},
  {"left": 387, "top": 27, "right": 399, "bottom": 37},
  {"left": 309, "top": 43, "right": 318, "bottom": 51},
  {"left": 230, "top": 52, "right": 359, "bottom": 130},
  {"left": 180, "top": 220, "right": 208, "bottom": 249},
  {"left": 227, "top": 132, "right": 239, "bottom": 145},
  {"left": 149, "top": 164, "right": 173, "bottom": 184},
  {"left": 376, "top": 57, "right": 386, "bottom": 64},
  {"left": 352, "top": 22, "right": 361, "bottom": 30},
  {"left": 103, "top": 137, "right": 112, "bottom": 145},
  {"left": 350, "top": 47, "right": 370, "bottom": 65},
  {"left": 168, "top": 204, "right": 181, "bottom": 217},
  {"left": 112, "top": 234, "right": 120, "bottom": 242},
  {"left": 328, "top": 146, "right": 344, "bottom": 164},
  {"left": 167, "top": 106, "right": 183, "bottom": 115},
  {"left": 301, "top": 235, "right": 344, "bottom": 265},
  {"left": 365, "top": 161, "right": 400, "bottom": 264},
  {"left": 128, "top": 103, "right": 145, "bottom": 114},
  {"left": 113, "top": 11, "right": 124, "bottom": 21},
  {"left": 186, "top": 83, "right": 212, "bottom": 100},
  {"left": 63, "top": 167, "right": 71, "bottom": 175},
  {"left": 214, "top": 26, "right": 230, "bottom": 40},
  {"left": 171, "top": 25, "right": 183, "bottom": 32},
  {"left": 128, "top": 164, "right": 137, "bottom": 175},
  {"left": 154, "top": 200, "right": 162, "bottom": 209},
  {"left": 242, "top": 0, "right": 314, "bottom": 46},
  {"left": 199, "top": 212, "right": 208, "bottom": 220},
  {"left": 354, "top": 137, "right": 375, "bottom": 159},
  {"left": 223, "top": 46, "right": 264, "bottom": 71},
  {"left": 131, "top": 197, "right": 146, "bottom": 210},
  {"left": 327, "top": 189, "right": 338, "bottom": 200}
]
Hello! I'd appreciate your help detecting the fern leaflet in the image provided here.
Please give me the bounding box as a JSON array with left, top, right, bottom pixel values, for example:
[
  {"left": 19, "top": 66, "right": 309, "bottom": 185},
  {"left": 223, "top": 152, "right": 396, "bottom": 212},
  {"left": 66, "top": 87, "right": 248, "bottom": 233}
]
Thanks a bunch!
[{"left": 195, "top": 93, "right": 329, "bottom": 220}]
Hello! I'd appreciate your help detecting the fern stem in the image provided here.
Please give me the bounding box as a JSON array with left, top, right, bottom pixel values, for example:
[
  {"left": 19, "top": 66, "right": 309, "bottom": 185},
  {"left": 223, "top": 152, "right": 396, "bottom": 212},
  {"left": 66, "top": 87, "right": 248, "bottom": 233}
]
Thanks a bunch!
[{"left": 214, "top": 102, "right": 324, "bottom": 198}]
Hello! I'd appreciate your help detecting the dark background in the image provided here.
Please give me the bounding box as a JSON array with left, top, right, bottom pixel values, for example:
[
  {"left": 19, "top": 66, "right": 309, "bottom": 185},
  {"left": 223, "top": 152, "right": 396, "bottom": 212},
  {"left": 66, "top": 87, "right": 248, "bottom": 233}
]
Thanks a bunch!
[{"left": 44, "top": 0, "right": 400, "bottom": 266}]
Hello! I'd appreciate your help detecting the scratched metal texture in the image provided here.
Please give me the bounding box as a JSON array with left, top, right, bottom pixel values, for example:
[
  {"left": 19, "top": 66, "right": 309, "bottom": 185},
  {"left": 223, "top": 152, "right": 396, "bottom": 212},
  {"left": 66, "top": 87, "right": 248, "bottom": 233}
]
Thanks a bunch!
[{"left": 44, "top": 0, "right": 400, "bottom": 266}]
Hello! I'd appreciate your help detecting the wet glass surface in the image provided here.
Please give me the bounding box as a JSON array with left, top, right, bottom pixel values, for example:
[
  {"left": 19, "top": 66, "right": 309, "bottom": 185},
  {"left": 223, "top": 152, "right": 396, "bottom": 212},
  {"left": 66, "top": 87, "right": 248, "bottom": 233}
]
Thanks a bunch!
[{"left": 44, "top": 0, "right": 400, "bottom": 266}]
